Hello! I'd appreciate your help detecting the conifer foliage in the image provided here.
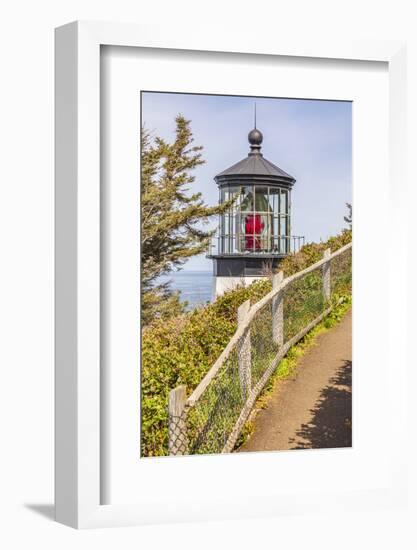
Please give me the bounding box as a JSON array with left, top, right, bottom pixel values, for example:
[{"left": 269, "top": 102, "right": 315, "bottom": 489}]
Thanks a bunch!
[
  {"left": 344, "top": 202, "right": 352, "bottom": 229},
  {"left": 141, "top": 115, "right": 228, "bottom": 324}
]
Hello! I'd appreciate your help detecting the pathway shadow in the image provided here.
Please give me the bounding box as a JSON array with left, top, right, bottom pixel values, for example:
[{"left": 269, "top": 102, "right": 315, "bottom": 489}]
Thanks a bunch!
[{"left": 289, "top": 360, "right": 352, "bottom": 449}]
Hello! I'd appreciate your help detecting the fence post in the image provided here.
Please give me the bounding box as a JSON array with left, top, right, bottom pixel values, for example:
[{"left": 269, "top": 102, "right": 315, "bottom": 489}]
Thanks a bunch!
[
  {"left": 272, "top": 271, "right": 284, "bottom": 347},
  {"left": 168, "top": 385, "right": 188, "bottom": 456},
  {"left": 237, "top": 299, "right": 251, "bottom": 399},
  {"left": 322, "top": 248, "right": 331, "bottom": 301}
]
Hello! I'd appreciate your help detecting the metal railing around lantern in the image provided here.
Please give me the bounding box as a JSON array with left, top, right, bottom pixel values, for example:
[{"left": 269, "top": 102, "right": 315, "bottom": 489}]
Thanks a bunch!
[{"left": 206, "top": 233, "right": 305, "bottom": 257}]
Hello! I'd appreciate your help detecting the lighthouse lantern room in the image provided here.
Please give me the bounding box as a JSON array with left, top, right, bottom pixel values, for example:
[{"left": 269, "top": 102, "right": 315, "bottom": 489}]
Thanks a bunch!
[{"left": 208, "top": 125, "right": 304, "bottom": 297}]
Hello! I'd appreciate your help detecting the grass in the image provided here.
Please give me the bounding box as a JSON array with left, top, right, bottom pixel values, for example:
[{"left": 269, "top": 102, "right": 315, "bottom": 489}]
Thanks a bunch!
[{"left": 234, "top": 293, "right": 352, "bottom": 449}]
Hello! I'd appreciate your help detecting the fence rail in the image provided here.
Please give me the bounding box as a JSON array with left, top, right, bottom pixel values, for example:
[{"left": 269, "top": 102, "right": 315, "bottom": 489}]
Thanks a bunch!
[{"left": 168, "top": 242, "right": 352, "bottom": 456}]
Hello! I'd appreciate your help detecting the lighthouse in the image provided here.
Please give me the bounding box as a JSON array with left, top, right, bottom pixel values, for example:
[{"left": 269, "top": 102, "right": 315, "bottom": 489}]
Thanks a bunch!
[{"left": 208, "top": 125, "right": 304, "bottom": 298}]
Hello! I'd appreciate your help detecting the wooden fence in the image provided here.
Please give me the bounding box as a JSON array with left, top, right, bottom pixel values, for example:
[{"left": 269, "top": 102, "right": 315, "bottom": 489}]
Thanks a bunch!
[{"left": 168, "top": 242, "right": 352, "bottom": 456}]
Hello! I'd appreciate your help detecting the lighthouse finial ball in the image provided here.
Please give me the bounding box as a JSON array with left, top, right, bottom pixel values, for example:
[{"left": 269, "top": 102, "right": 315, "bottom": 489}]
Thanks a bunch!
[{"left": 248, "top": 128, "right": 263, "bottom": 146}]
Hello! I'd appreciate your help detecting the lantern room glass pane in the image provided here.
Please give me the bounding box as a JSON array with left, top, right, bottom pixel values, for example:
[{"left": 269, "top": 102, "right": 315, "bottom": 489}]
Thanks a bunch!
[
  {"left": 237, "top": 186, "right": 253, "bottom": 251},
  {"left": 268, "top": 187, "right": 279, "bottom": 212},
  {"left": 218, "top": 184, "right": 291, "bottom": 255},
  {"left": 219, "top": 186, "right": 239, "bottom": 253},
  {"left": 280, "top": 189, "right": 288, "bottom": 214},
  {"left": 255, "top": 187, "right": 271, "bottom": 252},
  {"left": 269, "top": 188, "right": 280, "bottom": 252},
  {"left": 239, "top": 186, "right": 254, "bottom": 211},
  {"left": 280, "top": 216, "right": 288, "bottom": 253}
]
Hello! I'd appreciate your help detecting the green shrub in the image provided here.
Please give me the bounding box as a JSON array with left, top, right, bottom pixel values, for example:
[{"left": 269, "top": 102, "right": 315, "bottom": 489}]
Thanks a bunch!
[
  {"left": 141, "top": 229, "right": 352, "bottom": 456},
  {"left": 278, "top": 229, "right": 352, "bottom": 277}
]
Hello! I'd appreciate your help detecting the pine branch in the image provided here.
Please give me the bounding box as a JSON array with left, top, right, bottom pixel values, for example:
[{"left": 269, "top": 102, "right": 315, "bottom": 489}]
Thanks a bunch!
[{"left": 141, "top": 115, "right": 227, "bottom": 323}]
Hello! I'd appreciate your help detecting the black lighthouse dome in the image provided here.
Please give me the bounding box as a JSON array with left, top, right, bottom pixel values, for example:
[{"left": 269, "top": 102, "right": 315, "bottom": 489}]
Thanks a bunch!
[
  {"left": 215, "top": 126, "right": 295, "bottom": 186},
  {"left": 208, "top": 122, "right": 304, "bottom": 290}
]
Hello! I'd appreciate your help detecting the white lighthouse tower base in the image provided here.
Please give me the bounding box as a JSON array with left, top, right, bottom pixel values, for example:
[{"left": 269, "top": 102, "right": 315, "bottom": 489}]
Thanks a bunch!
[{"left": 212, "top": 275, "right": 268, "bottom": 300}]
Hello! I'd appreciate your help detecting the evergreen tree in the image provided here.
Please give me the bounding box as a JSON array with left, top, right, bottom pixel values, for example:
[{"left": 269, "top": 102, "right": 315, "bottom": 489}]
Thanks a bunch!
[
  {"left": 141, "top": 115, "right": 230, "bottom": 324},
  {"left": 344, "top": 202, "right": 352, "bottom": 229}
]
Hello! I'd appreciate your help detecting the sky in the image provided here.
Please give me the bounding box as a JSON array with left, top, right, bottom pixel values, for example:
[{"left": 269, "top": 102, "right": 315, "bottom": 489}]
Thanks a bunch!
[{"left": 142, "top": 92, "right": 352, "bottom": 272}]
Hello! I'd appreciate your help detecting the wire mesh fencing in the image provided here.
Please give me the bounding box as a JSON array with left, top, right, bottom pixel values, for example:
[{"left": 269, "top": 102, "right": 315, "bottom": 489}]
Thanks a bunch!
[
  {"left": 186, "top": 348, "right": 243, "bottom": 455},
  {"left": 167, "top": 243, "right": 352, "bottom": 456},
  {"left": 250, "top": 301, "right": 277, "bottom": 388},
  {"left": 331, "top": 245, "right": 352, "bottom": 297},
  {"left": 283, "top": 266, "right": 325, "bottom": 341}
]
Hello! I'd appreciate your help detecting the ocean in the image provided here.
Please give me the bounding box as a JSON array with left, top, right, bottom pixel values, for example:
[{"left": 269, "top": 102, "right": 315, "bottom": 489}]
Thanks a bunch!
[{"left": 157, "top": 271, "right": 213, "bottom": 310}]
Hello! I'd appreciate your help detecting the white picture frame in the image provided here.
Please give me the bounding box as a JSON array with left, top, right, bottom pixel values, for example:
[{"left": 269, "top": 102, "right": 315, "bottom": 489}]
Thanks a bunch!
[{"left": 55, "top": 21, "right": 407, "bottom": 529}]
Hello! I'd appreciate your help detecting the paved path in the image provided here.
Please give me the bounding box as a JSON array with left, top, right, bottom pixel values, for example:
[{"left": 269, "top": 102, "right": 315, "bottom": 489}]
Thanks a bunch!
[{"left": 240, "top": 309, "right": 352, "bottom": 452}]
